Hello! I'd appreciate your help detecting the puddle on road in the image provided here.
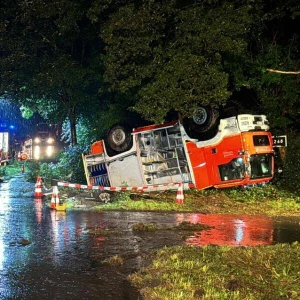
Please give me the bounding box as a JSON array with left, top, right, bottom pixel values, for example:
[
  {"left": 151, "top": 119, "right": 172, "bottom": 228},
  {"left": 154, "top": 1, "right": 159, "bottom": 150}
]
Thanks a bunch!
[
  {"left": 180, "top": 214, "right": 274, "bottom": 246},
  {"left": 180, "top": 214, "right": 300, "bottom": 247}
]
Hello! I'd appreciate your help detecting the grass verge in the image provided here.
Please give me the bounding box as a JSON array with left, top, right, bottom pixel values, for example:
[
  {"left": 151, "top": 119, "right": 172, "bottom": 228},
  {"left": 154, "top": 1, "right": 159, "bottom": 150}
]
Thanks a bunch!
[
  {"left": 94, "top": 185, "right": 300, "bottom": 217},
  {"left": 0, "top": 162, "right": 24, "bottom": 179},
  {"left": 129, "top": 243, "right": 300, "bottom": 299}
]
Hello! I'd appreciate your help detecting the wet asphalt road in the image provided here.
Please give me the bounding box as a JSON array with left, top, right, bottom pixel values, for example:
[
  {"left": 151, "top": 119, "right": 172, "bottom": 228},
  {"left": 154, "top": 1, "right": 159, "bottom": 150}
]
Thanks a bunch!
[
  {"left": 0, "top": 175, "right": 191, "bottom": 300},
  {"left": 1, "top": 175, "right": 300, "bottom": 299},
  {"left": 0, "top": 176, "right": 143, "bottom": 299}
]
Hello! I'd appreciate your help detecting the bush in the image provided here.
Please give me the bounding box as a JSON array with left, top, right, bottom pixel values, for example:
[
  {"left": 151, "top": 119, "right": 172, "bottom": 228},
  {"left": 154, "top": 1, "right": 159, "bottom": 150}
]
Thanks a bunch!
[
  {"left": 275, "top": 132, "right": 300, "bottom": 194},
  {"left": 24, "top": 161, "right": 42, "bottom": 182},
  {"left": 24, "top": 145, "right": 87, "bottom": 185},
  {"left": 53, "top": 144, "right": 87, "bottom": 183},
  {"left": 0, "top": 166, "right": 5, "bottom": 178}
]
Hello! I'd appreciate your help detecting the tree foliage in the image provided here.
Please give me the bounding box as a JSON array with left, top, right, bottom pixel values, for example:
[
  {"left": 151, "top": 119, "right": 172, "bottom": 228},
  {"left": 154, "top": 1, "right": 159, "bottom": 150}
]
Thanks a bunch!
[
  {"left": 246, "top": 0, "right": 300, "bottom": 131},
  {"left": 100, "top": 0, "right": 254, "bottom": 122},
  {"left": 0, "top": 0, "right": 103, "bottom": 144},
  {"left": 0, "top": 0, "right": 299, "bottom": 144}
]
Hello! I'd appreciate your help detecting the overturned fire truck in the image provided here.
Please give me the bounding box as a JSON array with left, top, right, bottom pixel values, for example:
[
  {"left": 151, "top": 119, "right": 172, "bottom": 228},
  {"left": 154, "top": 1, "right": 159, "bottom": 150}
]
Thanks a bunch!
[{"left": 82, "top": 114, "right": 274, "bottom": 190}]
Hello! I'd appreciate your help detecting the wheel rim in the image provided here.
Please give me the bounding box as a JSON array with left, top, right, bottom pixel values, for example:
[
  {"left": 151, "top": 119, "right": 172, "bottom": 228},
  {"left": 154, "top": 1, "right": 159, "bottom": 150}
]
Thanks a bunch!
[
  {"left": 193, "top": 107, "right": 207, "bottom": 125},
  {"left": 111, "top": 128, "right": 126, "bottom": 146}
]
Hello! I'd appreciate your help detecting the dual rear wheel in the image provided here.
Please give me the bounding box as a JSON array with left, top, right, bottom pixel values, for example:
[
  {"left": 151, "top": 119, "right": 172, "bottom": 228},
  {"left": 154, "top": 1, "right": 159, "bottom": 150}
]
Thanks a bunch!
[
  {"left": 104, "top": 124, "right": 133, "bottom": 157},
  {"left": 104, "top": 106, "right": 219, "bottom": 156},
  {"left": 182, "top": 106, "right": 219, "bottom": 140}
]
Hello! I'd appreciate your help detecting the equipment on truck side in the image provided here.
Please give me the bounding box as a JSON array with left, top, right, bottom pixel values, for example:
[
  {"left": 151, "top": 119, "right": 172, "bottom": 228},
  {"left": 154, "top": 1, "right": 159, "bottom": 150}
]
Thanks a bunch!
[{"left": 82, "top": 114, "right": 276, "bottom": 190}]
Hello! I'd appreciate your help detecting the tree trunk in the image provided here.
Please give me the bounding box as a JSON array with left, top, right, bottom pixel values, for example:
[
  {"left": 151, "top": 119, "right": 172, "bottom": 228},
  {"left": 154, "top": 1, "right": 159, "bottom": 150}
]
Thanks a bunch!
[{"left": 69, "top": 105, "right": 77, "bottom": 145}]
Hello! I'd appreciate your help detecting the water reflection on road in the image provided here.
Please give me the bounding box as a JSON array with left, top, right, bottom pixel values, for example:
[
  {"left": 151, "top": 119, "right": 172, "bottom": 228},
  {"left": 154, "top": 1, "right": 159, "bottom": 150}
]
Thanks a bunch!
[
  {"left": 179, "top": 214, "right": 274, "bottom": 246},
  {"left": 1, "top": 177, "right": 300, "bottom": 299}
]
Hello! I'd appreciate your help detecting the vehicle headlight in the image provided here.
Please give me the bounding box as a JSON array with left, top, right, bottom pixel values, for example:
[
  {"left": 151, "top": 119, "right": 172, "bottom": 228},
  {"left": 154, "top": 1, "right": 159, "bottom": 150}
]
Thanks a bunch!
[
  {"left": 46, "top": 146, "right": 54, "bottom": 156},
  {"left": 47, "top": 138, "right": 54, "bottom": 144},
  {"left": 34, "top": 146, "right": 40, "bottom": 159},
  {"left": 34, "top": 137, "right": 41, "bottom": 144}
]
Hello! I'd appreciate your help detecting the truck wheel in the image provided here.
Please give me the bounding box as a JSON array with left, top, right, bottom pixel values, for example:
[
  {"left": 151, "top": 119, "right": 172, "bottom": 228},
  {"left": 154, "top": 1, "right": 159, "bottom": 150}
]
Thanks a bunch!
[
  {"left": 104, "top": 124, "right": 133, "bottom": 155},
  {"left": 183, "top": 106, "right": 219, "bottom": 139}
]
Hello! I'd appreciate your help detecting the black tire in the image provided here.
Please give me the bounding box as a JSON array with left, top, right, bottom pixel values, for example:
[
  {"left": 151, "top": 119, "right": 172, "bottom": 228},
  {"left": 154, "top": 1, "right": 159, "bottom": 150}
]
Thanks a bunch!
[
  {"left": 182, "top": 106, "right": 219, "bottom": 139},
  {"left": 104, "top": 124, "right": 133, "bottom": 156}
]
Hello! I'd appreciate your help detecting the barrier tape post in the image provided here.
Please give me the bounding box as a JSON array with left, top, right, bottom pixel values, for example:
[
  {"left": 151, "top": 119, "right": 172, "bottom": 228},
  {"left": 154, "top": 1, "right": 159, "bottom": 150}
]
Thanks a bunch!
[
  {"left": 50, "top": 179, "right": 59, "bottom": 209},
  {"left": 50, "top": 186, "right": 60, "bottom": 209},
  {"left": 175, "top": 182, "right": 184, "bottom": 204},
  {"left": 34, "top": 176, "right": 43, "bottom": 198}
]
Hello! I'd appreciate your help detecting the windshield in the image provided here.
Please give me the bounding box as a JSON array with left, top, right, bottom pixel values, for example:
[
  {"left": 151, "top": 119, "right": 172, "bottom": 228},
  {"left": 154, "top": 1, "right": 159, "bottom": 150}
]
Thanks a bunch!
[
  {"left": 250, "top": 154, "right": 273, "bottom": 179},
  {"left": 36, "top": 123, "right": 50, "bottom": 133},
  {"left": 218, "top": 158, "right": 245, "bottom": 181},
  {"left": 253, "top": 135, "right": 270, "bottom": 146}
]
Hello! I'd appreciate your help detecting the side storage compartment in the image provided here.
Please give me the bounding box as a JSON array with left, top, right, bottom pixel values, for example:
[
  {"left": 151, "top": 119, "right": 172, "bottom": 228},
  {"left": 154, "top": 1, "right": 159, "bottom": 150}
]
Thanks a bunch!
[
  {"left": 107, "top": 153, "right": 145, "bottom": 187},
  {"left": 136, "top": 124, "right": 192, "bottom": 185},
  {"left": 88, "top": 162, "right": 110, "bottom": 186},
  {"left": 83, "top": 153, "right": 110, "bottom": 186}
]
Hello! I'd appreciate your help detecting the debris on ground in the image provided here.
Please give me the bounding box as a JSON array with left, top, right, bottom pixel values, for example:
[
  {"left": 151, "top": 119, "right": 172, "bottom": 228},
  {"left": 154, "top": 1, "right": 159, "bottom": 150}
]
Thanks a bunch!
[{"left": 19, "top": 238, "right": 31, "bottom": 246}]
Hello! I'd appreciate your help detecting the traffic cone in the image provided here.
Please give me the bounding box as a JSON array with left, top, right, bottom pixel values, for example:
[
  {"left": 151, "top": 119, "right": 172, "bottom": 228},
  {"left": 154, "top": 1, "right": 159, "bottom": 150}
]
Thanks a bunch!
[
  {"left": 50, "top": 186, "right": 59, "bottom": 209},
  {"left": 175, "top": 183, "right": 184, "bottom": 204},
  {"left": 34, "top": 176, "right": 43, "bottom": 198}
]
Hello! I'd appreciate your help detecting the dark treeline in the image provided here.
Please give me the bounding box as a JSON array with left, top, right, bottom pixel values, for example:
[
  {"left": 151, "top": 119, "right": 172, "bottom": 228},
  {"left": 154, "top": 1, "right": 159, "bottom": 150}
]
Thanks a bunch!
[{"left": 0, "top": 0, "right": 299, "bottom": 146}]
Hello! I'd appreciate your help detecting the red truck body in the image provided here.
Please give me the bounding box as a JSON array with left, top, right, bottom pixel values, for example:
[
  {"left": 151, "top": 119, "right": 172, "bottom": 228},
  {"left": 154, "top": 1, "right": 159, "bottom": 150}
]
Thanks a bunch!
[{"left": 83, "top": 114, "right": 274, "bottom": 190}]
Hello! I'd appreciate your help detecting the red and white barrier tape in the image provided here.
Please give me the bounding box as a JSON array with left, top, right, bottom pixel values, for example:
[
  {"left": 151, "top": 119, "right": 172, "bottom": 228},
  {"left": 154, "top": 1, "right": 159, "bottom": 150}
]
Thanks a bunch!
[{"left": 57, "top": 181, "right": 194, "bottom": 191}]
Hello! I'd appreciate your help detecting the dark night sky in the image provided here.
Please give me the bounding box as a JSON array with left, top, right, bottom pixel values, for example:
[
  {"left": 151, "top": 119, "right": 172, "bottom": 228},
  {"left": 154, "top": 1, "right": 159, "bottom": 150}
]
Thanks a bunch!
[{"left": 0, "top": 99, "right": 44, "bottom": 141}]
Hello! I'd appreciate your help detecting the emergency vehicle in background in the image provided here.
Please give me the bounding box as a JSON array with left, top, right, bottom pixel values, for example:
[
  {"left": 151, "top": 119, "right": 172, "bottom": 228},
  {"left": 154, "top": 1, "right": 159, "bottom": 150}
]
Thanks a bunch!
[
  {"left": 82, "top": 114, "right": 275, "bottom": 190},
  {"left": 0, "top": 131, "right": 10, "bottom": 164},
  {"left": 21, "top": 123, "right": 58, "bottom": 160}
]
